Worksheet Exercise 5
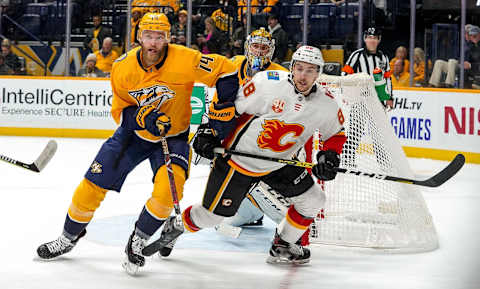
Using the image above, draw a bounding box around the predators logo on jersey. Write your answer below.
[257,119,304,152]
[128,84,176,108]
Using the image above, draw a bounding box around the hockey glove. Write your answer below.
[208,101,237,140]
[193,123,221,160]
[312,150,340,181]
[135,105,171,137]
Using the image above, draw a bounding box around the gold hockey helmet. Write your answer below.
[137,12,171,40]
[244,27,275,72]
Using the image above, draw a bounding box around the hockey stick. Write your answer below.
[213,148,466,188]
[0,140,57,172]
[142,137,185,256]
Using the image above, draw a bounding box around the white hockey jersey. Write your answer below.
[223,70,344,176]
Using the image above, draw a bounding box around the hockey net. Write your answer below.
[309,73,438,252]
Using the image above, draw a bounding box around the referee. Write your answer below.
[341,27,393,170]
[342,27,394,110]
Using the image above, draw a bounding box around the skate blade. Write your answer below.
[122,258,140,276]
[266,256,310,265]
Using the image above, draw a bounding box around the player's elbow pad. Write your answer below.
[216,73,239,103]
[208,102,237,140]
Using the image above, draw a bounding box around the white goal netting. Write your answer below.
[310,73,438,252]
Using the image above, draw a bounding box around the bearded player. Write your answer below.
[36,13,238,275]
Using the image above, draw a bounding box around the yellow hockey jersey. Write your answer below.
[230,55,288,86]
[111,44,237,142]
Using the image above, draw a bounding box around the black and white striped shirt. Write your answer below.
[341,48,393,99]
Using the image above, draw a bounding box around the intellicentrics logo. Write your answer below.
[1,87,113,118]
[1,88,112,106]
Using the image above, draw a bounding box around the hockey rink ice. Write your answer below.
[0,136,479,289]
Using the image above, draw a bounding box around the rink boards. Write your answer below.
[0,76,478,163]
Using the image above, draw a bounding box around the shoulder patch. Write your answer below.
[267,71,280,80]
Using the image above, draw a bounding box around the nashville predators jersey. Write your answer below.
[230,55,288,86]
[212,56,287,104]
[111,44,237,142]
[224,70,344,176]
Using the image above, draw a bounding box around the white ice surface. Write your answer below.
[0,136,479,289]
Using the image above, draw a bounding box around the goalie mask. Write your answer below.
[137,12,171,42]
[244,28,275,74]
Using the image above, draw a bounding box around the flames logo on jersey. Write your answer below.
[257,119,304,152]
[128,85,176,109]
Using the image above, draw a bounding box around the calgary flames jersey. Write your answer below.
[111,44,237,142]
[225,70,344,175]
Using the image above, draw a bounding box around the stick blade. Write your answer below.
[417,154,465,187]
[32,140,58,172]
[142,227,183,256]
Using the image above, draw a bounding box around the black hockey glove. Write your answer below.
[135,105,171,137]
[312,150,340,181]
[193,123,221,160]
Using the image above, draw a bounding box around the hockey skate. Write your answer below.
[157,215,183,257]
[141,215,184,257]
[37,229,86,259]
[158,238,177,257]
[266,232,310,265]
[122,231,147,276]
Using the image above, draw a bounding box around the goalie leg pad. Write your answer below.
[223,197,264,227]
[247,182,289,224]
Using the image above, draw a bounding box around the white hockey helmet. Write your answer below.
[290,45,324,74]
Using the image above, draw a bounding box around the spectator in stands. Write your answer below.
[466,27,480,89]
[77,53,106,78]
[391,59,410,88]
[231,14,247,56]
[130,4,145,49]
[294,18,319,50]
[1,38,21,74]
[412,47,426,86]
[389,46,410,73]
[267,14,288,63]
[465,24,474,43]
[0,54,13,75]
[428,26,480,88]
[197,17,223,54]
[83,14,112,53]
[211,7,234,35]
[94,37,119,76]
[321,0,359,5]
[238,0,279,17]
[148,0,179,14]
[171,9,188,46]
